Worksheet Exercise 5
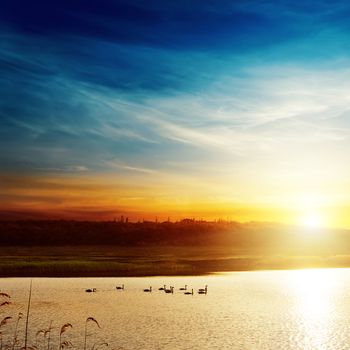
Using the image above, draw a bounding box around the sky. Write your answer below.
[1,0,350,227]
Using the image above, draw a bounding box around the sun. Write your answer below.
[300,212,324,230]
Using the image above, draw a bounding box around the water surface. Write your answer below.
[1,269,350,349]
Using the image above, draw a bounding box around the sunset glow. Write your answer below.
[301,213,325,231]
[1,1,350,229]
[4,3,350,350]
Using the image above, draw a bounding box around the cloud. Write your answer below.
[2,1,350,223]
[105,160,158,174]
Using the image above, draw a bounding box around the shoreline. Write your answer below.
[1,265,349,278]
[1,245,350,278]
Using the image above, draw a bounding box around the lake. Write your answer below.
[1,268,350,349]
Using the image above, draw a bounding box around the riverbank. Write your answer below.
[1,245,350,277]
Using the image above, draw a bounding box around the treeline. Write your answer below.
[0,219,243,246]
[1,219,350,256]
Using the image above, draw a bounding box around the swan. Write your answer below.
[158,285,166,291]
[198,285,207,294]
[184,289,193,295]
[198,285,207,292]
[143,286,152,292]
[179,285,187,291]
[85,288,96,293]
[116,284,124,290]
[164,286,174,294]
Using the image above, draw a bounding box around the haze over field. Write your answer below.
[1,1,350,228]
[2,219,350,276]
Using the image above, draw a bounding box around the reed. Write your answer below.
[59,323,72,350]
[0,286,115,350]
[0,292,11,350]
[12,313,23,350]
[84,317,100,350]
[0,316,12,350]
[60,340,73,349]
[35,329,45,349]
[91,341,108,350]
[0,302,11,308]
[45,321,52,350]
[24,279,33,350]
[0,317,12,327]
[0,294,11,299]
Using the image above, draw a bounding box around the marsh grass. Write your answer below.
[84,318,100,350]
[3,245,350,277]
[1,292,12,350]
[12,313,23,350]
[24,279,32,349]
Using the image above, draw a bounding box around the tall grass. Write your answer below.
[12,312,23,350]
[59,323,72,350]
[0,282,121,350]
[24,279,32,350]
[84,318,100,350]
[0,291,12,350]
[46,321,53,350]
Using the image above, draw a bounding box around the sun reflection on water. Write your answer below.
[288,269,343,349]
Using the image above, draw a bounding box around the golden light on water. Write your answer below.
[291,269,337,315]
[289,269,343,349]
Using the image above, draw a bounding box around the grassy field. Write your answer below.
[1,245,350,277]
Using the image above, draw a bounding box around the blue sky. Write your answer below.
[1,0,350,223]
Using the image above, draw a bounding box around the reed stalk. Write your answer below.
[91,342,108,350]
[84,318,100,350]
[24,279,33,350]
[83,320,87,350]
[46,321,52,350]
[59,324,72,350]
[12,313,23,350]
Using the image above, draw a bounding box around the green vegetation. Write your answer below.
[1,220,350,276]
[1,245,350,277]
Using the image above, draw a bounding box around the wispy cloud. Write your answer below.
[105,160,158,174]
[2,1,350,224]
